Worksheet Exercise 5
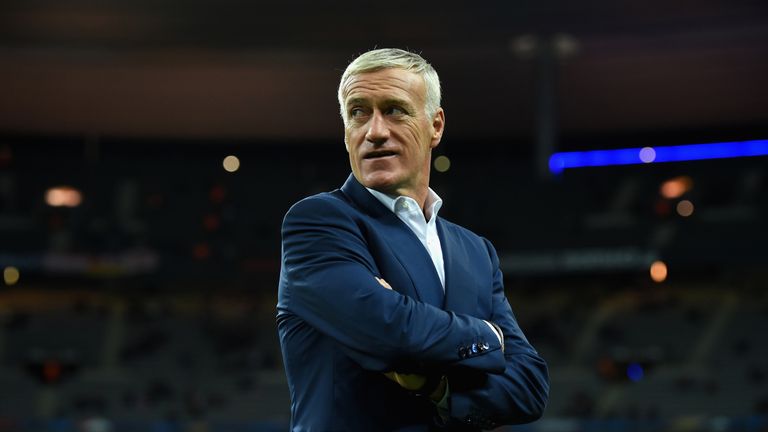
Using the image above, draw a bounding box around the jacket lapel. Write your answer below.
[340,174,445,307]
[437,219,478,315]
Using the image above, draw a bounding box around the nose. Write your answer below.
[365,110,389,145]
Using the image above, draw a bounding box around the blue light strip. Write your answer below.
[548,139,768,174]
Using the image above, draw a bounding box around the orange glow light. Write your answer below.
[650,260,668,283]
[45,186,82,207]
[660,176,693,199]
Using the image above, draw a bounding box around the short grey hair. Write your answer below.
[337,48,442,125]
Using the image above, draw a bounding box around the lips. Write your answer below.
[363,150,398,159]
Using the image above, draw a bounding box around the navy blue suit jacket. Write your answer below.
[277,174,548,431]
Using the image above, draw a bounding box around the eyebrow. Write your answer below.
[382,98,414,110]
[345,97,369,108]
[345,97,415,111]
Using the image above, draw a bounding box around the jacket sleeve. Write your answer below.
[445,239,550,428]
[279,196,505,373]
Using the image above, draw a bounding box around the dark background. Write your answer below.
[1,1,767,431]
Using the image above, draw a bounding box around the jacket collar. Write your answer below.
[340,173,392,219]
[340,173,446,307]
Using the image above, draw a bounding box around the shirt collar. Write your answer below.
[366,187,443,221]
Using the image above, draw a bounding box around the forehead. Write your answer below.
[342,68,426,105]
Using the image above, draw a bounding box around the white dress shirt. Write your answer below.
[367,187,446,289]
[366,187,503,346]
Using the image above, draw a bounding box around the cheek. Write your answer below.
[406,121,431,144]
[344,130,358,153]
[404,127,432,159]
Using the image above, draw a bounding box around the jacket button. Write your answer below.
[471,343,478,354]
[458,346,467,358]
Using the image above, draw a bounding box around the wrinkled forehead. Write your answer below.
[341,68,426,104]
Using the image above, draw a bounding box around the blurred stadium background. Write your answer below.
[1,1,768,431]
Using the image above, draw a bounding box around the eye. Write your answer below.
[349,107,367,118]
[386,106,407,116]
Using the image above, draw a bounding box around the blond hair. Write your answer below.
[337,48,441,125]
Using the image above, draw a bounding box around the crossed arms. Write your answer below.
[279,195,549,426]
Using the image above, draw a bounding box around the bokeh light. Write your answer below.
[3,266,20,286]
[223,155,240,172]
[661,176,693,199]
[639,147,656,163]
[650,260,668,283]
[434,155,451,172]
[677,200,695,217]
[45,186,82,207]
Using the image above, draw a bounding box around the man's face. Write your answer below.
[341,68,444,199]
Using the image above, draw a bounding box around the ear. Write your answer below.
[429,108,445,149]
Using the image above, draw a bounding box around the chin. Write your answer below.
[360,171,399,193]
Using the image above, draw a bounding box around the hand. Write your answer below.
[376,276,447,402]
[384,371,447,403]
[376,277,392,290]
[384,371,426,390]
[377,279,423,389]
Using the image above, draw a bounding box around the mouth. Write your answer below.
[363,150,398,160]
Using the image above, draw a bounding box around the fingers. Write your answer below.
[383,371,427,390]
[376,276,393,290]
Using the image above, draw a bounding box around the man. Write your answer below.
[277,48,548,431]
